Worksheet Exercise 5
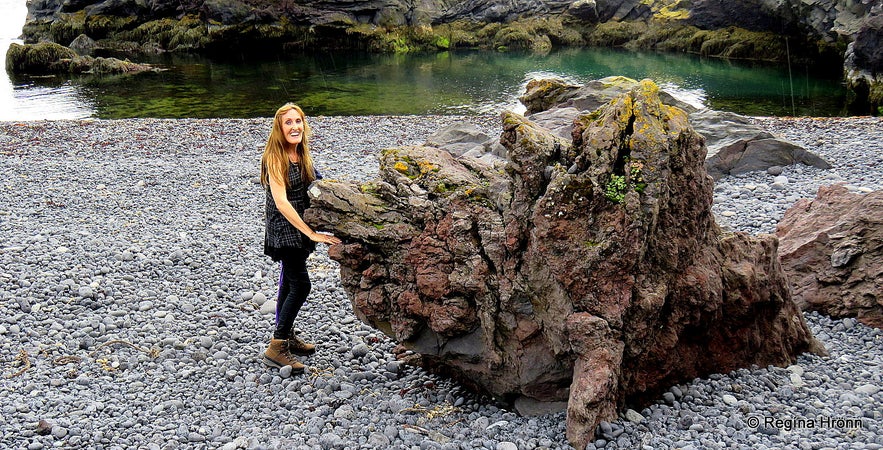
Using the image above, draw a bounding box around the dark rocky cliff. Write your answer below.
[14,0,883,112]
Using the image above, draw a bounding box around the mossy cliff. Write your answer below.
[14,0,883,113]
[20,2,838,62]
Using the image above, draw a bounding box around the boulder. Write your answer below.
[424,123,491,157]
[202,0,254,25]
[6,42,158,75]
[423,123,507,163]
[692,109,832,179]
[849,14,883,70]
[86,0,147,17]
[565,0,600,22]
[519,77,582,114]
[519,76,830,179]
[527,106,582,140]
[5,42,77,74]
[520,75,696,116]
[69,34,96,56]
[777,184,883,328]
[306,79,824,449]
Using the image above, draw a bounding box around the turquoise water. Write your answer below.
[0,0,847,120]
[0,49,846,120]
[3,48,848,120]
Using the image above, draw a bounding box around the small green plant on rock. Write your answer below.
[604,174,627,203]
[360,182,382,198]
[629,160,647,193]
[604,159,648,203]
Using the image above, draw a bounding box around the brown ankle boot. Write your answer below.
[262,339,305,372]
[287,333,316,356]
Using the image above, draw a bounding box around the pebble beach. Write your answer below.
[0,114,881,450]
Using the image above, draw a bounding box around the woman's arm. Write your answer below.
[268,175,341,245]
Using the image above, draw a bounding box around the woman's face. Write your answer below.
[281,109,305,147]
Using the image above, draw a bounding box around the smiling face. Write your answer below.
[281,108,305,147]
[262,103,315,187]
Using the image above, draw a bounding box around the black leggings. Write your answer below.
[273,249,312,339]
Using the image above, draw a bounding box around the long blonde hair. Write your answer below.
[260,103,317,188]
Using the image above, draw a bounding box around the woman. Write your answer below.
[260,103,341,373]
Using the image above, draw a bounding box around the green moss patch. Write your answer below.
[5,42,77,74]
[117,15,209,51]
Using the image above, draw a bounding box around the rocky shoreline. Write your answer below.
[1,115,881,449]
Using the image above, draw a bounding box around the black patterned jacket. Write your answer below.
[263,162,319,258]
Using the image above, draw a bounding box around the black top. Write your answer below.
[263,162,316,260]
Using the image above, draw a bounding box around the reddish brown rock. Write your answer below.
[306,79,825,449]
[777,184,883,328]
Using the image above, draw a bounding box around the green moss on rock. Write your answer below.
[85,15,138,40]
[117,15,208,52]
[5,42,77,74]
[586,22,649,47]
[6,42,156,75]
[588,21,794,62]
[49,12,87,45]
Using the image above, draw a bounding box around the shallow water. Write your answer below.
[0,0,849,120]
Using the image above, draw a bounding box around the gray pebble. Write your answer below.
[0,117,880,450]
[352,343,370,357]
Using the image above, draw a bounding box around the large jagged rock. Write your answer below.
[777,184,883,328]
[520,76,830,179]
[305,79,825,448]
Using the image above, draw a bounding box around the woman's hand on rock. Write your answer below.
[310,231,342,245]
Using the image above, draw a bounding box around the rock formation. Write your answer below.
[5,42,158,76]
[304,79,825,448]
[777,184,883,328]
[520,76,831,179]
[844,13,883,114]
[13,0,883,111]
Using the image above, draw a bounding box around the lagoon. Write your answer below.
[2,48,850,120]
[0,0,847,120]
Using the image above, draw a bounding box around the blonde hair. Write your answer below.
[260,103,317,188]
